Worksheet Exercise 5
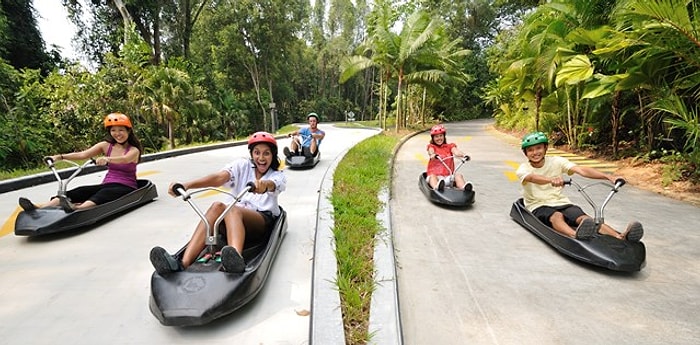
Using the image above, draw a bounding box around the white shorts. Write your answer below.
[426,175,454,187]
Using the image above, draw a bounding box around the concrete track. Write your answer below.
[391,119,700,345]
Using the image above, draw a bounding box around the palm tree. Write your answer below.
[341,6,470,130]
[135,66,194,149]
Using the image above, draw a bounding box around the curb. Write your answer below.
[309,144,350,344]
[368,187,403,345]
[310,128,407,345]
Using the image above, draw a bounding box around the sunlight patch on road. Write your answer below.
[196,189,230,199]
[137,170,159,177]
[456,136,472,143]
[0,208,21,237]
[414,153,428,165]
[504,171,519,182]
[505,160,520,170]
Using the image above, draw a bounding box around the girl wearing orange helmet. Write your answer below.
[426,124,473,192]
[150,131,287,274]
[19,113,143,213]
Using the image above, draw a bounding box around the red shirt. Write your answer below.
[426,143,456,176]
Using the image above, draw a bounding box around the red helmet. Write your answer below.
[430,124,446,136]
[248,131,277,150]
[104,113,132,128]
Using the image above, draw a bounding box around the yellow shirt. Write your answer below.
[516,156,576,212]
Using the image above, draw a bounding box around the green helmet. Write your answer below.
[521,132,548,149]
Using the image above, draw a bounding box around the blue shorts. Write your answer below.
[532,204,587,227]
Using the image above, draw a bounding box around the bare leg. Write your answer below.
[598,223,623,239]
[428,175,439,189]
[35,198,61,208]
[222,206,267,254]
[549,212,577,238]
[309,139,318,155]
[181,202,226,267]
[454,173,466,189]
[73,200,96,211]
[291,140,300,153]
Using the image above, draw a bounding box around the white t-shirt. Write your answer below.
[221,158,287,217]
[516,156,576,212]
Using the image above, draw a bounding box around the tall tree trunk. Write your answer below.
[535,87,542,131]
[268,78,275,132]
[152,4,161,65]
[421,87,427,124]
[611,91,620,158]
[395,68,404,131]
[112,0,133,44]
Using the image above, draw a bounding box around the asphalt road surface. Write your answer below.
[0,123,379,345]
[391,119,700,345]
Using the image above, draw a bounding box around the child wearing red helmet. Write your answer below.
[150,131,287,274]
[19,112,143,213]
[426,124,473,192]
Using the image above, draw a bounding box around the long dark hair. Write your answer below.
[105,127,144,162]
[430,134,449,146]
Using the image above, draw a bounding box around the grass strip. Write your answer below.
[331,132,399,344]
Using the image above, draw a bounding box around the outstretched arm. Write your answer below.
[51,141,107,162]
[168,170,230,197]
[312,130,325,141]
[427,147,437,159]
[522,173,568,187]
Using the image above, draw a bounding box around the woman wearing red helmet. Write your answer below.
[150,131,287,274]
[18,112,143,213]
[426,124,473,192]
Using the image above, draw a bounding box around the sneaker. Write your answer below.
[623,221,644,242]
[283,147,292,158]
[437,180,445,192]
[19,197,38,212]
[150,246,183,275]
[464,181,473,192]
[221,246,246,273]
[303,148,313,158]
[575,218,597,240]
[58,196,74,213]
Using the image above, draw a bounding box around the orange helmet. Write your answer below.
[104,113,132,128]
[430,124,446,136]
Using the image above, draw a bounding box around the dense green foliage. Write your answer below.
[3,0,699,340]
[1,0,519,173]
[486,0,700,182]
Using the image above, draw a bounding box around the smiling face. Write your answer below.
[109,126,130,144]
[251,143,274,175]
[308,116,318,130]
[432,133,445,145]
[524,143,547,167]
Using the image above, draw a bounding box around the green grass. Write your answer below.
[330,132,399,344]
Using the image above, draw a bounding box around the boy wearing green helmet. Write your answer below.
[516,132,644,241]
